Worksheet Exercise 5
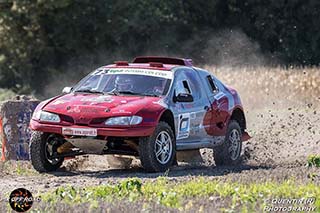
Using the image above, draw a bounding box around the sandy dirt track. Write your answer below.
[0,67,319,212]
[0,105,319,190]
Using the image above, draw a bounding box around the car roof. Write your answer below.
[102,56,194,71]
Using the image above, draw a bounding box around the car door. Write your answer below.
[170,68,212,146]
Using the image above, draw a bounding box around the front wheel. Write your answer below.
[139,122,176,172]
[213,120,242,166]
[29,131,65,172]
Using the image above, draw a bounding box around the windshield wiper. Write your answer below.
[117,90,160,97]
[117,90,140,95]
[74,89,104,94]
[141,93,160,97]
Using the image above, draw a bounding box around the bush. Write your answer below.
[0,88,16,101]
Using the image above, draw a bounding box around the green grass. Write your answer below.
[39,177,320,212]
[307,155,320,168]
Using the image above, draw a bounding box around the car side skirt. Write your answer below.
[176,137,225,150]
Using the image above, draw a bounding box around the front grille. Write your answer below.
[76,123,89,126]
[90,118,107,125]
[60,114,74,124]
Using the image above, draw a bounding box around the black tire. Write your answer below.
[139,121,176,172]
[213,120,242,166]
[29,131,64,172]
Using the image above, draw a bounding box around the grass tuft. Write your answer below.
[307,155,320,167]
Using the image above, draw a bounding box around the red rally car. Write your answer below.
[29,56,250,172]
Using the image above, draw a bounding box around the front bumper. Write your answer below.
[30,119,156,137]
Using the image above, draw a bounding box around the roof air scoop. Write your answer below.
[115,61,129,66]
[133,56,193,66]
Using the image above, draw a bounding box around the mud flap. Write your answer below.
[241,131,251,141]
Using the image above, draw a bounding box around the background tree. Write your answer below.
[0,0,319,95]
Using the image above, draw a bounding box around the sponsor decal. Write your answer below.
[51,100,65,105]
[91,68,105,75]
[62,127,97,136]
[111,109,132,114]
[177,113,190,139]
[67,106,102,114]
[80,95,113,103]
[213,80,235,110]
[107,68,173,79]
[67,105,81,113]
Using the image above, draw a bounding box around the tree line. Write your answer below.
[0,0,319,94]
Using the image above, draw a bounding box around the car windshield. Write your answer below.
[73,68,173,97]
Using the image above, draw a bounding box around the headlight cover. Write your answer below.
[32,110,61,123]
[105,116,143,126]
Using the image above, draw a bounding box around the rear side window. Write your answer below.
[206,75,218,93]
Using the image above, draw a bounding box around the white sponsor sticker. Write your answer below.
[177,113,190,139]
[106,68,173,79]
[62,127,97,137]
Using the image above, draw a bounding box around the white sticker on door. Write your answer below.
[177,113,190,139]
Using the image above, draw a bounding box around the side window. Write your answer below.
[183,69,202,101]
[175,80,191,94]
[206,75,218,93]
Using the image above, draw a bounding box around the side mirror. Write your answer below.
[175,93,193,102]
[62,87,73,94]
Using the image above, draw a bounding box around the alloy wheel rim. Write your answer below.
[228,129,241,160]
[154,131,172,164]
[45,136,61,165]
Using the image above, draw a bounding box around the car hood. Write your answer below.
[42,93,164,123]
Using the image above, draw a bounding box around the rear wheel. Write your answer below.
[139,122,176,172]
[213,120,242,166]
[29,131,65,172]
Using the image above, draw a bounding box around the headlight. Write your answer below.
[32,110,61,123]
[105,116,143,126]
